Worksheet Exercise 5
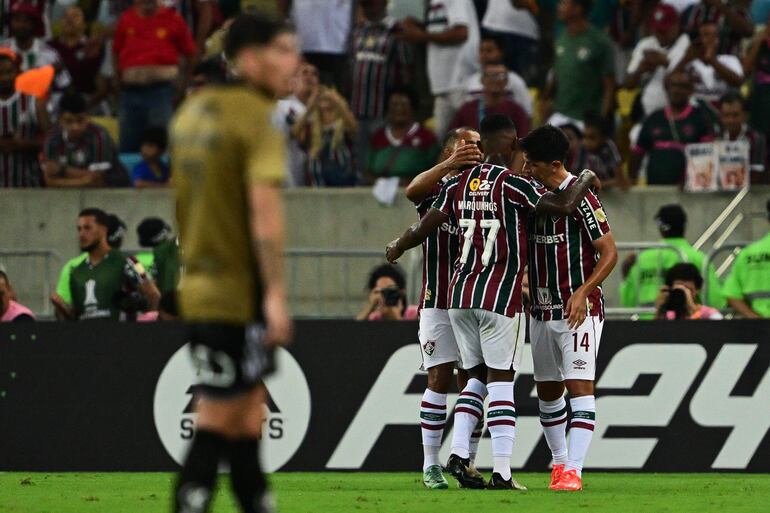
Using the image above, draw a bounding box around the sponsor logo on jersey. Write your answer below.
[468,178,492,194]
[439,222,459,235]
[457,200,498,212]
[595,208,607,223]
[573,359,588,370]
[531,234,566,244]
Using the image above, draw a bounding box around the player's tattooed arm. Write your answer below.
[386,208,448,263]
[536,169,600,216]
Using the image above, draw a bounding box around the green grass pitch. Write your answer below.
[1,472,768,513]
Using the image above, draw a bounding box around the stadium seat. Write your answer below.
[91,116,119,144]
[617,89,639,119]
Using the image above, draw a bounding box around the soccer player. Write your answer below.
[520,125,617,491]
[404,126,483,489]
[171,13,298,513]
[387,114,598,489]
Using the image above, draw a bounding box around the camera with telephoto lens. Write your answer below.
[662,287,688,319]
[380,287,402,307]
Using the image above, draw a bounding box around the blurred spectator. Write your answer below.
[0,270,35,322]
[655,263,723,320]
[0,48,49,187]
[581,113,625,188]
[366,86,439,183]
[290,0,353,91]
[42,93,126,187]
[273,62,320,187]
[620,204,725,310]
[350,0,411,176]
[464,34,532,118]
[139,219,179,295]
[159,0,214,59]
[1,0,50,39]
[480,0,539,84]
[630,70,715,185]
[50,208,160,320]
[449,62,530,135]
[723,199,770,318]
[624,3,690,117]
[718,91,767,185]
[113,0,196,152]
[54,210,128,309]
[680,0,753,57]
[356,263,418,321]
[744,19,770,150]
[131,126,170,188]
[676,21,743,105]
[47,6,112,115]
[397,0,479,138]
[136,217,171,270]
[559,121,605,178]
[543,0,615,127]
[292,86,357,186]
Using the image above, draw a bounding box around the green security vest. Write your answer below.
[153,239,180,295]
[723,232,770,317]
[55,253,88,305]
[70,250,130,320]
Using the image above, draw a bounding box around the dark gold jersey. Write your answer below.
[172,85,286,323]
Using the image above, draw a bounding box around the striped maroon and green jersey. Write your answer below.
[0,92,42,187]
[528,175,611,321]
[433,164,547,317]
[415,180,459,310]
[350,17,410,120]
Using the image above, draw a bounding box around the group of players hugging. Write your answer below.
[386,115,617,492]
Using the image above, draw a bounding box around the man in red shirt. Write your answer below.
[113,0,195,152]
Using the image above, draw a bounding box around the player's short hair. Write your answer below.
[106,214,127,248]
[481,34,505,53]
[58,93,87,115]
[386,85,419,112]
[442,126,476,150]
[479,114,516,139]
[665,263,703,290]
[78,208,109,227]
[224,13,292,60]
[367,264,406,291]
[140,125,168,152]
[137,217,172,247]
[655,204,686,237]
[518,124,570,163]
[719,91,747,111]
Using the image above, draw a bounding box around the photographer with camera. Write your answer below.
[357,263,418,321]
[655,263,723,320]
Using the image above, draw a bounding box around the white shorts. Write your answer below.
[419,308,461,370]
[448,308,525,371]
[529,316,604,382]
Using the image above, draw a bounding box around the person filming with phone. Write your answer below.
[357,263,418,321]
[655,263,723,320]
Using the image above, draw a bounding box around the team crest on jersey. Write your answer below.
[423,340,436,356]
[536,287,553,305]
[594,208,607,223]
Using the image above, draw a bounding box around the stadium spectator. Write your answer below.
[723,199,770,318]
[480,0,539,84]
[464,34,532,118]
[42,93,127,187]
[160,0,214,60]
[559,122,605,183]
[744,17,770,151]
[449,62,530,136]
[292,86,357,186]
[624,3,690,117]
[543,0,615,127]
[1,0,50,39]
[290,0,353,91]
[620,204,725,312]
[581,113,626,189]
[675,22,743,105]
[397,0,479,138]
[47,6,112,115]
[680,0,753,57]
[0,48,48,187]
[630,70,715,185]
[366,86,439,183]
[350,0,411,175]
[273,62,320,187]
[49,208,160,320]
[655,263,723,320]
[131,126,170,188]
[112,0,196,152]
[0,270,35,322]
[356,263,418,321]
[717,92,767,185]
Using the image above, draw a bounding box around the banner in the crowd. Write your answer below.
[0,321,768,472]
[685,141,749,192]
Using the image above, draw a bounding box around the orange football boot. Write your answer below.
[551,469,582,491]
[549,464,565,489]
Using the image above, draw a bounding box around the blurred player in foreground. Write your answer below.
[404,126,483,489]
[387,114,598,490]
[171,13,298,513]
[521,125,617,491]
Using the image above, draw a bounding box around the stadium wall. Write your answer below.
[2,187,770,316]
[1,321,768,472]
